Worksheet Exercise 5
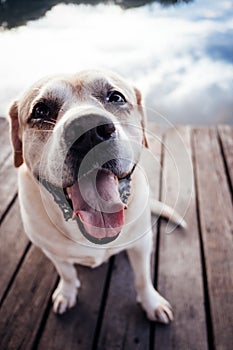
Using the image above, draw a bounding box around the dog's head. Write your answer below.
[9,70,148,244]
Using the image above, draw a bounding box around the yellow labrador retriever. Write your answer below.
[9,70,184,323]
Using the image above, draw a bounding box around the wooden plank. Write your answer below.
[0,153,18,221]
[146,124,165,198]
[0,117,18,221]
[0,117,12,166]
[218,125,233,191]
[154,126,208,350]
[0,246,57,350]
[97,252,150,350]
[96,127,163,349]
[193,127,233,350]
[37,263,109,350]
[0,198,29,303]
[143,126,165,273]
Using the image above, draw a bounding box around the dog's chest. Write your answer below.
[71,246,117,268]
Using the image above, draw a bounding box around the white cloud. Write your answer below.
[0,1,232,124]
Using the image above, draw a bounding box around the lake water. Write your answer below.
[0,0,232,125]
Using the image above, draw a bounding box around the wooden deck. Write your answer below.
[0,117,232,350]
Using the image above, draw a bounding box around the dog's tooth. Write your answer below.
[72,212,77,220]
[66,187,72,199]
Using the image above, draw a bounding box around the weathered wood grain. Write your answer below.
[154,126,208,350]
[142,125,165,273]
[0,154,17,221]
[0,117,11,166]
[0,118,18,221]
[0,124,232,350]
[0,198,29,304]
[146,124,165,198]
[193,127,233,350]
[218,125,233,191]
[97,252,150,350]
[0,246,57,350]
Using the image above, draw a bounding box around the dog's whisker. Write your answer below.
[32,129,53,133]
[43,120,56,126]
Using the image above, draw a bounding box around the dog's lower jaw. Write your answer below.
[76,218,121,245]
[39,167,133,245]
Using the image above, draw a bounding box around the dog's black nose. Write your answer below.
[96,123,116,141]
[64,115,116,151]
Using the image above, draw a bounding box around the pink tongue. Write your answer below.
[70,170,125,240]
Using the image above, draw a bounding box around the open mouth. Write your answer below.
[65,168,128,244]
[40,168,132,245]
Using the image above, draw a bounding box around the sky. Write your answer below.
[0,0,232,125]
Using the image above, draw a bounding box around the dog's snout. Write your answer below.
[64,114,116,151]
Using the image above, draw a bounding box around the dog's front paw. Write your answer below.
[52,279,80,314]
[137,288,174,324]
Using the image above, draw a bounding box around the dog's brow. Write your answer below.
[91,79,113,92]
[41,81,74,103]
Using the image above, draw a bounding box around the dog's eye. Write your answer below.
[106,91,126,104]
[32,102,51,119]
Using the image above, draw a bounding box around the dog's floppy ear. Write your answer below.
[9,100,24,167]
[134,87,149,148]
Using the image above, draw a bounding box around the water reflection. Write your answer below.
[0,0,232,124]
[0,0,192,29]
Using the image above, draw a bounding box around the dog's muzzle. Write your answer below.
[39,112,135,245]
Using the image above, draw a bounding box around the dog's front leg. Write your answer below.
[127,234,174,323]
[44,252,81,314]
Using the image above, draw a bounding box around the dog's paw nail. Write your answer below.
[75,279,81,289]
[52,290,77,314]
[155,302,174,324]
